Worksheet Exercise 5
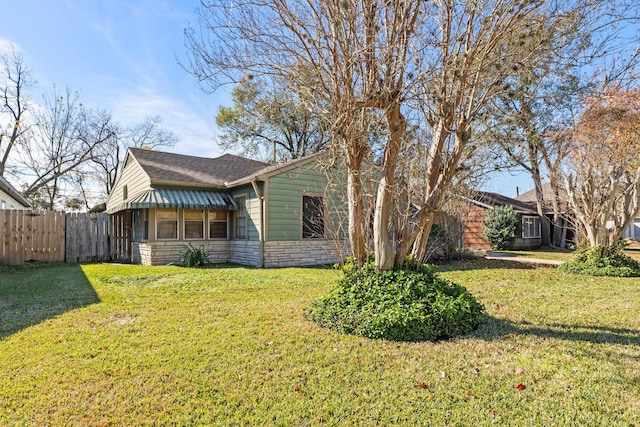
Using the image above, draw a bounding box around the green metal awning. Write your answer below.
[106,188,237,214]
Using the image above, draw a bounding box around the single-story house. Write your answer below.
[462,191,542,250]
[515,184,575,247]
[0,175,30,210]
[105,148,346,267]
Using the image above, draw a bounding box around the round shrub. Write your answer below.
[482,205,518,250]
[559,244,640,277]
[305,257,486,342]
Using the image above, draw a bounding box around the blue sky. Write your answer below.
[1,0,534,197]
[1,0,226,158]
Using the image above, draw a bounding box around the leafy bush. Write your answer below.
[559,243,640,277]
[182,244,210,267]
[482,205,518,250]
[305,256,486,342]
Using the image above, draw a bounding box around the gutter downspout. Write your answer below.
[251,179,265,268]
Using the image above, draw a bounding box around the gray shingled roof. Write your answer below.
[129,148,269,187]
[515,183,569,212]
[472,191,538,215]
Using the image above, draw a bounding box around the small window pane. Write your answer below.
[210,221,228,239]
[522,216,540,239]
[235,197,247,239]
[184,209,204,239]
[157,208,177,220]
[157,220,177,239]
[303,195,325,238]
[157,208,178,239]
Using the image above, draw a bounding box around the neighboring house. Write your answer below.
[462,191,542,250]
[105,148,346,267]
[623,217,640,240]
[515,184,574,247]
[0,175,30,210]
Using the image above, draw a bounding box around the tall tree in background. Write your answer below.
[1,45,179,210]
[186,0,621,270]
[88,115,178,199]
[216,77,328,162]
[565,86,640,246]
[16,87,117,209]
[478,4,638,248]
[0,47,34,177]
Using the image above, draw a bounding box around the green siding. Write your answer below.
[266,163,341,241]
[231,184,260,241]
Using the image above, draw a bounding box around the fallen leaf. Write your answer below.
[54,339,62,344]
[531,375,538,383]
[294,386,302,392]
[516,383,526,391]
[416,382,428,389]
[466,389,473,396]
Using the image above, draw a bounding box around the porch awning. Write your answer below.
[106,188,238,214]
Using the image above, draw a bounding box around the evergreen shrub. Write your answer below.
[559,243,640,277]
[306,255,486,342]
[482,205,518,250]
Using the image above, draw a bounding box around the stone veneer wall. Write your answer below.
[264,240,347,268]
[229,240,261,267]
[132,239,348,267]
[135,240,231,265]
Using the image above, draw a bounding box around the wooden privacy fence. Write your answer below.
[65,212,112,263]
[1,209,121,265]
[0,210,66,264]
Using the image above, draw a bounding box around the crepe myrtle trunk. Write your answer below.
[373,105,406,270]
[347,169,368,264]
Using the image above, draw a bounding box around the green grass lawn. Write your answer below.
[1,261,639,426]
[494,248,640,262]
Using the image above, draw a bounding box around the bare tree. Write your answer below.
[565,86,640,246]
[87,115,178,198]
[15,87,116,209]
[0,46,34,177]
[185,0,618,270]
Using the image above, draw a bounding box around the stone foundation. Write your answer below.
[131,239,348,267]
[229,240,261,267]
[264,240,346,267]
[134,240,231,266]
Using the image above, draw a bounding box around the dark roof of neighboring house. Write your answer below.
[515,183,568,212]
[0,175,30,208]
[470,191,538,215]
[129,147,270,188]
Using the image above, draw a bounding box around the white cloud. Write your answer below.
[110,89,222,158]
[0,39,21,54]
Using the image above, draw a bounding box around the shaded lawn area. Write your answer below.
[1,261,639,426]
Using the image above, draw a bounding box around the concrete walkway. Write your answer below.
[485,251,563,267]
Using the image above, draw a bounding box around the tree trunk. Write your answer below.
[530,155,551,246]
[347,169,367,264]
[373,105,406,271]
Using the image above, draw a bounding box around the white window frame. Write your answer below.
[234,195,248,240]
[208,209,229,240]
[301,193,326,239]
[184,209,205,240]
[156,208,179,240]
[522,215,541,239]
